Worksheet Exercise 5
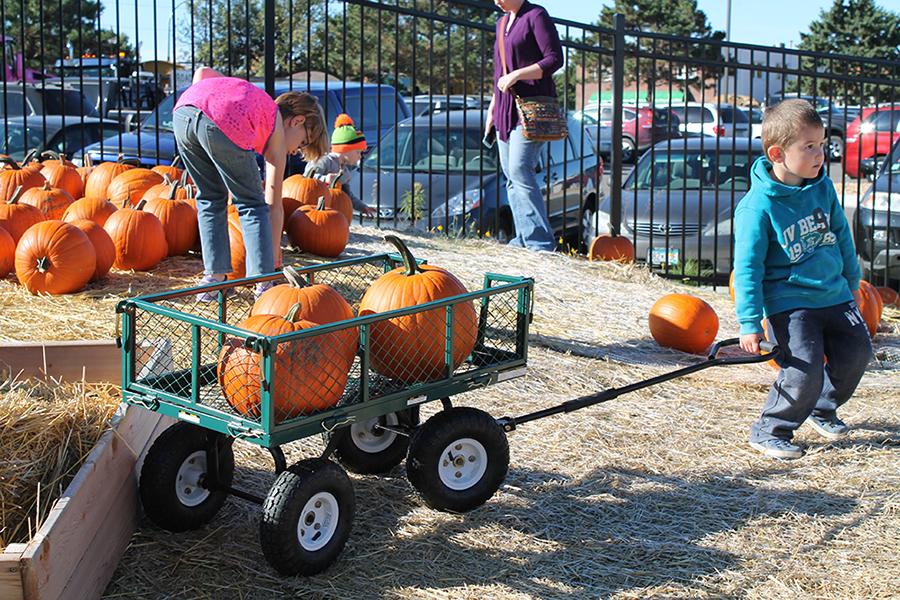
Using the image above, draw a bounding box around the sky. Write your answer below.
[104,0,835,63]
[548,0,833,49]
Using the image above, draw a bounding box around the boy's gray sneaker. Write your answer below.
[749,438,804,459]
[805,416,849,441]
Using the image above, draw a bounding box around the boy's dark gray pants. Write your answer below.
[750,300,874,443]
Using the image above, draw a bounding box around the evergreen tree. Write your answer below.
[2,0,129,70]
[795,0,900,104]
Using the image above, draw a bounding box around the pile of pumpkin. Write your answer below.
[217,236,478,423]
[0,152,356,296]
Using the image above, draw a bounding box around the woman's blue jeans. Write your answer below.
[750,301,873,443]
[173,105,274,278]
[497,125,556,251]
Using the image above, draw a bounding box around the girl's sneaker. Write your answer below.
[749,438,803,459]
[195,274,233,302]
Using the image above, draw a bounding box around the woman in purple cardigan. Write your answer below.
[486,0,563,252]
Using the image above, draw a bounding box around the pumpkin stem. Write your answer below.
[285,302,304,322]
[383,234,421,276]
[36,256,51,274]
[283,265,309,288]
[316,196,326,211]
[329,170,343,190]
[7,185,24,204]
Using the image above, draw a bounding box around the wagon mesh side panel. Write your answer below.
[124,262,529,433]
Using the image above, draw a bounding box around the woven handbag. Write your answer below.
[499,15,568,142]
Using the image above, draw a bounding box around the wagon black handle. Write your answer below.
[708,337,780,364]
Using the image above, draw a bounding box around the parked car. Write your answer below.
[408,94,491,117]
[845,134,900,282]
[664,102,750,139]
[77,81,411,173]
[843,104,900,179]
[591,137,764,277]
[0,82,99,118]
[357,109,604,251]
[740,106,763,139]
[573,103,680,163]
[767,93,858,161]
[1,116,123,162]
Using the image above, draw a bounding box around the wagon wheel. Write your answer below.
[406,407,508,513]
[139,421,235,532]
[259,458,356,576]
[322,407,420,474]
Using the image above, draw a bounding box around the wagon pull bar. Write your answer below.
[496,338,779,432]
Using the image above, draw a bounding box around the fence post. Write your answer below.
[610,13,625,236]
[264,0,275,96]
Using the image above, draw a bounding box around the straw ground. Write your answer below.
[3,224,898,599]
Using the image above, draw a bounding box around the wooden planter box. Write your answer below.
[0,341,175,600]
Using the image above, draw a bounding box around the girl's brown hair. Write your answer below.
[275,91,329,162]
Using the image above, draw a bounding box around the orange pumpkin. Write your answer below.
[107,168,165,207]
[151,156,185,183]
[83,158,135,199]
[286,196,350,258]
[358,235,478,383]
[0,186,46,243]
[20,181,76,220]
[875,286,899,307]
[648,293,719,354]
[0,156,46,202]
[282,174,329,231]
[728,270,736,303]
[217,302,355,422]
[588,233,635,263]
[70,219,116,282]
[143,188,199,256]
[327,180,354,223]
[0,225,15,278]
[854,282,880,338]
[103,199,169,271]
[15,220,97,295]
[39,153,84,200]
[226,215,247,279]
[62,196,118,226]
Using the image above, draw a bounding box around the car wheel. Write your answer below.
[828,134,843,161]
[621,138,636,164]
[579,203,597,254]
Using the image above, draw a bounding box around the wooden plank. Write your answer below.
[19,406,173,600]
[0,546,26,600]
[0,340,120,384]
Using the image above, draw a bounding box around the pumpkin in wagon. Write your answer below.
[648,293,719,354]
[217,302,355,422]
[15,220,97,295]
[357,235,478,383]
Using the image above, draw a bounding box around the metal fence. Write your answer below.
[3,0,899,286]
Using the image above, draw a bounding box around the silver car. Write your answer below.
[593,137,764,278]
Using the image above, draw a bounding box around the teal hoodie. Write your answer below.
[732,156,859,335]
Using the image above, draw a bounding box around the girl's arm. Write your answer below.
[263,118,287,267]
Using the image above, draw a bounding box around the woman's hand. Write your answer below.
[497,72,519,94]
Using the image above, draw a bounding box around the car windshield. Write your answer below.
[142,92,176,131]
[625,149,762,190]
[362,124,499,174]
[719,107,749,124]
[342,93,407,132]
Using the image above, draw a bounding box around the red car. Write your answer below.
[844,105,900,178]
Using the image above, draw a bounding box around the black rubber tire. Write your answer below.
[406,407,509,513]
[259,458,356,576]
[621,137,637,163]
[322,408,419,475]
[139,421,235,532]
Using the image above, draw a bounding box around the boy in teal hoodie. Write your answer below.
[733,98,873,460]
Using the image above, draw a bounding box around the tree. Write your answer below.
[795,0,900,104]
[568,0,725,97]
[2,0,132,70]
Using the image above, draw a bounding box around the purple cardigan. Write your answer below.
[492,1,563,142]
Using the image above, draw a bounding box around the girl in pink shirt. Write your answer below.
[174,68,329,295]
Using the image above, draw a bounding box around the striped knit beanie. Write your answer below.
[331,114,367,152]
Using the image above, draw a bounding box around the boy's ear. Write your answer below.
[766,144,784,164]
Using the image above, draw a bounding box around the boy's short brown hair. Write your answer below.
[761,98,824,155]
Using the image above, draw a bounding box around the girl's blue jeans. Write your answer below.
[173,105,275,278]
[497,125,556,251]
[750,300,873,443]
